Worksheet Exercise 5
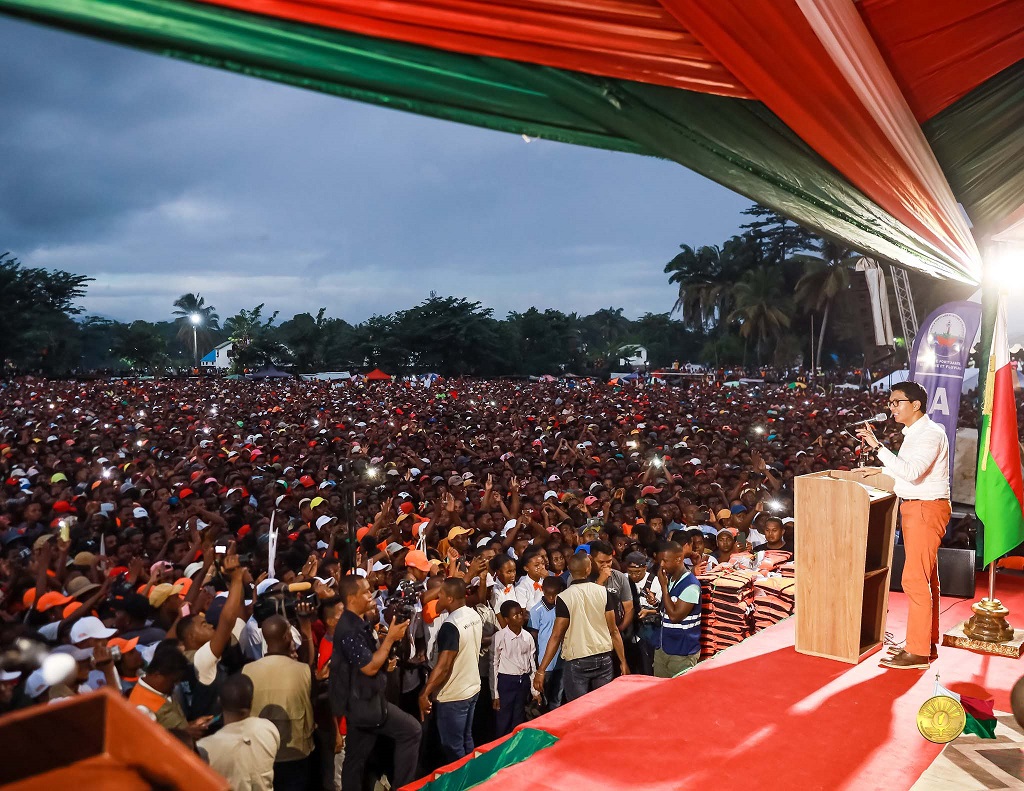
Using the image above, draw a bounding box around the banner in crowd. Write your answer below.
[908,300,983,479]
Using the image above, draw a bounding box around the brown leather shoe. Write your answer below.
[880,650,930,670]
[886,644,938,661]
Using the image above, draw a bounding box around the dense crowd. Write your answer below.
[0,375,952,789]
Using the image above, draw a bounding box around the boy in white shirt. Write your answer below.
[490,601,536,736]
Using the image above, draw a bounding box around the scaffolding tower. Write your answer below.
[888,263,919,354]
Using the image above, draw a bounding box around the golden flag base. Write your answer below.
[963,597,1015,642]
[942,617,1024,657]
[942,563,1023,657]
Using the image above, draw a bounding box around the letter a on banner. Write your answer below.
[908,301,982,479]
[931,387,950,416]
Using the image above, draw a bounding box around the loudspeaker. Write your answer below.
[889,545,976,598]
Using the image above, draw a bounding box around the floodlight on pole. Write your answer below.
[190,313,202,368]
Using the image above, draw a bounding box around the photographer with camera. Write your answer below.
[331,574,421,791]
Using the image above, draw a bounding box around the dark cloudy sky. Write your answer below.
[0,16,750,325]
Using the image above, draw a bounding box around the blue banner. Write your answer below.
[908,300,983,478]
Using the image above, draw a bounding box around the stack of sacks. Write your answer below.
[757,550,793,575]
[752,577,796,631]
[697,568,757,658]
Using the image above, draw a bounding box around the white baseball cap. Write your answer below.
[24,669,51,699]
[132,507,148,519]
[255,578,280,597]
[69,616,116,644]
[69,614,117,647]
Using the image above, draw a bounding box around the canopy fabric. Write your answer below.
[364,368,392,380]
[924,60,1024,239]
[197,0,752,98]
[658,0,980,280]
[857,0,1024,123]
[3,0,1022,283]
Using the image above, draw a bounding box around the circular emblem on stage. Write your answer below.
[926,312,967,359]
[917,695,966,743]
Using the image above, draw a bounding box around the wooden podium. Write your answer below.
[0,687,228,790]
[795,468,898,663]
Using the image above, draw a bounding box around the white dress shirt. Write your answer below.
[490,626,537,697]
[490,582,528,614]
[876,415,949,501]
[514,575,546,611]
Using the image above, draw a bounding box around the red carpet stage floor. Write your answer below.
[430,574,1024,791]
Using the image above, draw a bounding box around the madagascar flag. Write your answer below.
[935,683,998,739]
[977,294,1024,567]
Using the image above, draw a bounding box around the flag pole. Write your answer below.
[961,288,1015,646]
[945,281,1021,654]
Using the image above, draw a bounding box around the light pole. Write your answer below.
[190,313,202,369]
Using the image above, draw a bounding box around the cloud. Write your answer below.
[0,15,750,325]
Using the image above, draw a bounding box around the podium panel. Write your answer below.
[794,469,897,663]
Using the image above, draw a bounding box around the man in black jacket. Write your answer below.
[330,575,421,791]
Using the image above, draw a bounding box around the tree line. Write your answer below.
[1,206,967,378]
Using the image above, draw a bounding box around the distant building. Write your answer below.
[618,345,649,370]
[200,341,233,370]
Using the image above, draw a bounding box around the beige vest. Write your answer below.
[558,581,612,661]
[437,605,483,703]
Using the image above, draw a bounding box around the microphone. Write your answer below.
[847,413,887,429]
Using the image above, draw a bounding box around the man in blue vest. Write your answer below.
[654,541,701,677]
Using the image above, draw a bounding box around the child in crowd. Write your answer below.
[491,601,537,736]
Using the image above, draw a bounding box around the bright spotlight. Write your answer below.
[190,313,203,325]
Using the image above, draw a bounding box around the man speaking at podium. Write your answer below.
[857,381,950,670]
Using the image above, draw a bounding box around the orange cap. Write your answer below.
[107,636,139,653]
[37,591,73,612]
[62,601,83,619]
[404,549,436,572]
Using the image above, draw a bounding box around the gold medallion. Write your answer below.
[917,695,966,743]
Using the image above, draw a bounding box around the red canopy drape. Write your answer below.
[197,0,750,97]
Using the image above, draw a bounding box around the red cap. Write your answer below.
[299,475,316,488]
[179,488,194,499]
[52,501,75,514]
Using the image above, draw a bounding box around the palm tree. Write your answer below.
[665,235,766,332]
[793,241,859,370]
[665,244,727,330]
[728,267,791,363]
[171,293,220,362]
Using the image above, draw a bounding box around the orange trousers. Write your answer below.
[900,499,951,657]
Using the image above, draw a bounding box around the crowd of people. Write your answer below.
[0,375,956,789]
